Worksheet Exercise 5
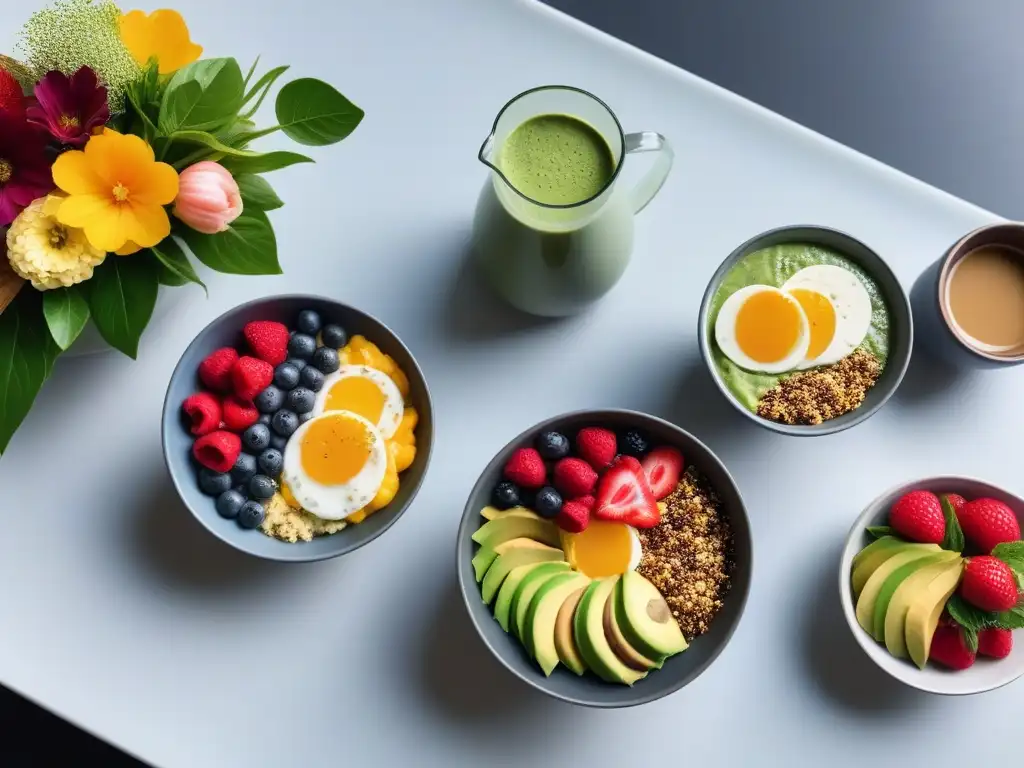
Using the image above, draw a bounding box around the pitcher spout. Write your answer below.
[478,133,498,171]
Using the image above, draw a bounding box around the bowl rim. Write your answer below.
[456,407,753,707]
[697,223,913,437]
[161,293,434,562]
[838,474,1024,695]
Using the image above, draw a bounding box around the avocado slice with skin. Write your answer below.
[884,557,963,658]
[855,548,942,636]
[851,539,939,598]
[495,561,566,632]
[479,506,541,522]
[906,559,965,669]
[511,563,571,641]
[870,551,958,640]
[481,544,564,604]
[574,578,647,685]
[472,537,555,583]
[605,580,662,670]
[554,587,588,675]
[526,572,591,674]
[472,516,561,550]
[615,571,687,660]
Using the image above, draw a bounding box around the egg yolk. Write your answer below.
[788,288,836,361]
[300,413,375,485]
[324,375,386,426]
[735,290,803,363]
[565,521,634,578]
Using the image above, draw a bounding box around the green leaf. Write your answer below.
[214,118,257,149]
[0,291,61,455]
[149,240,206,292]
[159,58,245,134]
[866,525,896,539]
[992,541,1024,562]
[42,286,90,350]
[994,606,1024,630]
[961,625,979,654]
[235,174,283,211]
[940,495,965,552]
[86,258,159,359]
[165,130,266,169]
[156,262,189,286]
[220,151,313,175]
[241,65,289,119]
[946,594,998,633]
[273,78,364,146]
[180,209,280,275]
[243,55,261,90]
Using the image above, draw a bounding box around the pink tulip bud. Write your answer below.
[173,161,243,234]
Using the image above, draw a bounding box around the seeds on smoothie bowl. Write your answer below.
[709,244,891,425]
[181,310,419,542]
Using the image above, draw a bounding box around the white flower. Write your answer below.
[6,195,105,290]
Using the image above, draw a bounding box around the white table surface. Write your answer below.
[1,1,1017,765]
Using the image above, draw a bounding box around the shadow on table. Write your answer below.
[890,344,972,412]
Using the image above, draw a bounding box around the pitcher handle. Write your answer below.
[624,132,673,214]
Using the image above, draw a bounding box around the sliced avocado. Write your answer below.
[605,580,661,670]
[870,551,957,640]
[481,544,564,603]
[574,578,647,685]
[472,516,561,549]
[851,539,939,598]
[472,537,555,583]
[479,506,541,522]
[884,557,963,658]
[855,548,941,636]
[511,563,571,640]
[554,587,588,675]
[906,559,965,669]
[615,570,687,659]
[526,572,590,674]
[495,561,565,632]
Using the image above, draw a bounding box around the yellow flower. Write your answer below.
[6,194,106,290]
[119,9,202,75]
[52,129,179,254]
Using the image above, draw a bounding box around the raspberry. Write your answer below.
[502,448,546,490]
[198,347,239,392]
[192,430,241,473]
[231,356,274,402]
[222,396,259,431]
[243,320,289,366]
[181,392,221,436]
[556,500,590,533]
[552,457,598,498]
[571,495,595,511]
[575,427,617,470]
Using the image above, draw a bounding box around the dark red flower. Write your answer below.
[0,68,24,116]
[27,67,110,148]
[0,111,54,227]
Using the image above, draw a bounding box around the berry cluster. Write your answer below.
[182,309,348,530]
[492,426,685,533]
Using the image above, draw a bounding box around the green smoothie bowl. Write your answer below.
[698,225,912,436]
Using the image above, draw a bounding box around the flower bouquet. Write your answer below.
[0,0,363,454]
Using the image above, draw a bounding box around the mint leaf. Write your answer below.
[961,625,979,654]
[946,594,997,633]
[42,286,90,350]
[866,525,896,539]
[994,606,1024,630]
[940,495,965,552]
[86,257,159,359]
[992,541,1024,564]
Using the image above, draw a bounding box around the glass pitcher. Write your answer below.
[471,85,673,317]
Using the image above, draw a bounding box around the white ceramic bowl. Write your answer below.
[839,476,1024,695]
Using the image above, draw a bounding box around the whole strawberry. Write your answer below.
[960,556,1019,612]
[978,627,1014,659]
[944,493,967,514]
[957,498,1021,553]
[930,624,976,670]
[889,490,945,544]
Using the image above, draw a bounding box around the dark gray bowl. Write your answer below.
[457,409,752,707]
[698,225,913,436]
[162,295,433,562]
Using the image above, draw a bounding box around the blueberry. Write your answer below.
[535,431,570,461]
[258,448,284,477]
[237,501,266,529]
[296,309,322,336]
[270,433,288,452]
[288,333,316,360]
[492,481,521,510]
[273,362,301,390]
[299,411,314,424]
[248,474,276,500]
[272,409,299,437]
[321,323,347,348]
[255,385,284,414]
[621,430,650,458]
[287,387,315,414]
[311,346,340,374]
[230,452,258,484]
[534,486,562,518]
[198,468,232,496]
[287,357,307,371]
[242,423,271,452]
[215,489,246,519]
[299,366,324,392]
[258,413,272,426]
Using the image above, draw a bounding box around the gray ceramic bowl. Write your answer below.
[698,225,913,436]
[162,295,433,562]
[840,476,1024,694]
[457,409,752,707]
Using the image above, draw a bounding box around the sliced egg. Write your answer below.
[563,521,642,578]
[281,411,387,521]
[782,265,871,367]
[313,365,404,439]
[714,285,810,373]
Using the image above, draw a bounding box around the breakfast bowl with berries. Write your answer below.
[457,409,752,707]
[162,295,432,562]
[840,477,1024,694]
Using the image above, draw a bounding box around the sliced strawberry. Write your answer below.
[594,462,660,528]
[640,446,684,501]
